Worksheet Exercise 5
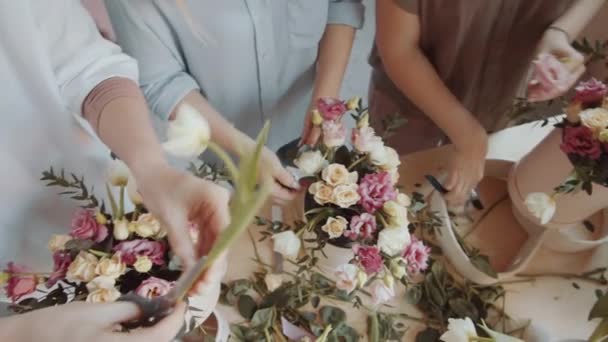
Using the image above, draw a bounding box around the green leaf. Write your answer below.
[250,307,275,329]
[237,295,257,320]
[590,292,608,320]
[320,306,346,326]
[231,279,252,296]
[367,313,380,342]
[64,239,95,252]
[470,254,498,278]
[415,328,441,342]
[406,285,422,305]
[448,298,479,321]
[424,274,446,307]
[312,296,321,308]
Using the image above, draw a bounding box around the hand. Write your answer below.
[300,104,322,146]
[261,147,300,204]
[444,128,488,206]
[133,161,229,294]
[537,28,585,73]
[3,301,186,342]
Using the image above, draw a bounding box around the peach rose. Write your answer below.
[321,164,357,186]
[308,181,334,205]
[95,253,126,279]
[332,184,361,208]
[321,216,348,239]
[66,251,98,283]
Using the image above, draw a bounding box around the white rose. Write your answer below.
[378,147,401,171]
[371,280,395,305]
[580,108,608,136]
[377,226,411,257]
[334,264,359,294]
[272,231,301,258]
[86,275,116,292]
[107,159,130,187]
[135,214,164,238]
[387,168,400,185]
[308,181,334,205]
[396,193,411,208]
[382,201,409,228]
[321,164,358,186]
[48,235,72,252]
[95,253,126,279]
[264,273,283,292]
[127,173,143,206]
[524,192,556,225]
[369,141,387,165]
[440,317,478,342]
[163,103,210,158]
[294,150,327,176]
[321,216,348,239]
[113,219,130,241]
[86,288,121,303]
[332,184,361,208]
[134,256,153,273]
[66,251,99,283]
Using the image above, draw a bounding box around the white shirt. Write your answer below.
[0,0,137,269]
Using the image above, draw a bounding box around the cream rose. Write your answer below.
[294,150,327,176]
[135,214,164,238]
[580,108,608,136]
[106,159,130,187]
[321,164,358,186]
[332,184,361,208]
[272,231,301,258]
[66,251,98,283]
[48,235,72,253]
[377,226,411,257]
[113,219,130,241]
[264,273,283,292]
[308,181,334,205]
[599,129,608,143]
[321,216,348,239]
[525,192,556,225]
[387,168,400,185]
[378,147,401,171]
[369,141,387,165]
[86,275,116,292]
[396,193,411,208]
[86,288,121,303]
[134,256,153,273]
[95,253,126,279]
[382,201,409,228]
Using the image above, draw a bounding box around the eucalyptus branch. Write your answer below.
[518,268,608,286]
[40,167,101,209]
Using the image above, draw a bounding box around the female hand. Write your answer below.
[444,128,488,206]
[537,28,585,73]
[133,161,229,294]
[261,147,300,204]
[3,301,186,342]
[300,105,322,147]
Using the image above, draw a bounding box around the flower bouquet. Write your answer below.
[524,78,608,225]
[1,104,271,339]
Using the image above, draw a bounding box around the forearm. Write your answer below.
[0,316,23,340]
[552,0,604,40]
[83,78,167,177]
[173,91,254,154]
[312,24,356,99]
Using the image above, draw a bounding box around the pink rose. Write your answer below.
[135,277,174,299]
[353,245,383,275]
[358,172,397,213]
[113,240,166,266]
[4,262,37,302]
[402,236,431,275]
[71,209,108,243]
[527,53,582,103]
[345,213,377,241]
[575,78,608,105]
[322,121,347,148]
[317,97,347,121]
[561,125,602,160]
[46,251,72,287]
[351,127,383,153]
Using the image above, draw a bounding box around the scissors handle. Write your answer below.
[117,293,175,329]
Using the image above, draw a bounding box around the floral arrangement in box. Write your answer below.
[525,78,608,223]
[0,104,271,338]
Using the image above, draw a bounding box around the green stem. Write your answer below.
[119,186,125,218]
[368,312,380,342]
[348,155,368,171]
[517,271,608,286]
[105,183,118,218]
[470,338,494,342]
[589,318,608,342]
[207,141,240,184]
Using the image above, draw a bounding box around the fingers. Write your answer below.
[273,164,301,191]
[119,303,187,342]
[191,252,228,296]
[299,121,312,146]
[93,302,143,326]
[164,207,196,269]
[302,126,322,146]
[272,181,297,203]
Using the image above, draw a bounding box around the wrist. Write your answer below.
[127,154,169,181]
[547,25,571,42]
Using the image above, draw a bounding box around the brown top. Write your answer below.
[370,0,575,132]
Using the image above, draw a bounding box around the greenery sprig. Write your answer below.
[40,167,102,209]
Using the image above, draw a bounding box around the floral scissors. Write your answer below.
[425,172,484,211]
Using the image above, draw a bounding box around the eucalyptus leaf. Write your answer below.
[449,298,479,321]
[406,285,422,305]
[251,307,275,329]
[320,306,346,326]
[64,239,95,252]
[312,296,321,309]
[589,292,608,320]
[470,254,498,278]
[237,295,257,320]
[415,327,441,342]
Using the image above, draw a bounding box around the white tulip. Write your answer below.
[440,317,478,342]
[163,103,211,158]
[264,273,284,292]
[294,150,327,176]
[113,219,130,241]
[524,192,556,225]
[377,226,411,257]
[106,159,130,187]
[271,231,301,258]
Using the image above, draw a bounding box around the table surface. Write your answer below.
[218,121,607,342]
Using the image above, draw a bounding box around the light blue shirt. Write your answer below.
[106,0,364,149]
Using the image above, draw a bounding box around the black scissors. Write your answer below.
[425,173,484,210]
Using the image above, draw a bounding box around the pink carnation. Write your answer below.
[561,125,602,160]
[4,262,37,302]
[322,121,347,148]
[113,239,166,266]
[135,277,174,299]
[317,97,347,121]
[575,78,608,105]
[70,209,108,243]
[527,53,582,102]
[345,214,377,241]
[351,127,383,153]
[358,172,397,213]
[46,251,72,287]
[402,237,431,275]
[353,245,383,275]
